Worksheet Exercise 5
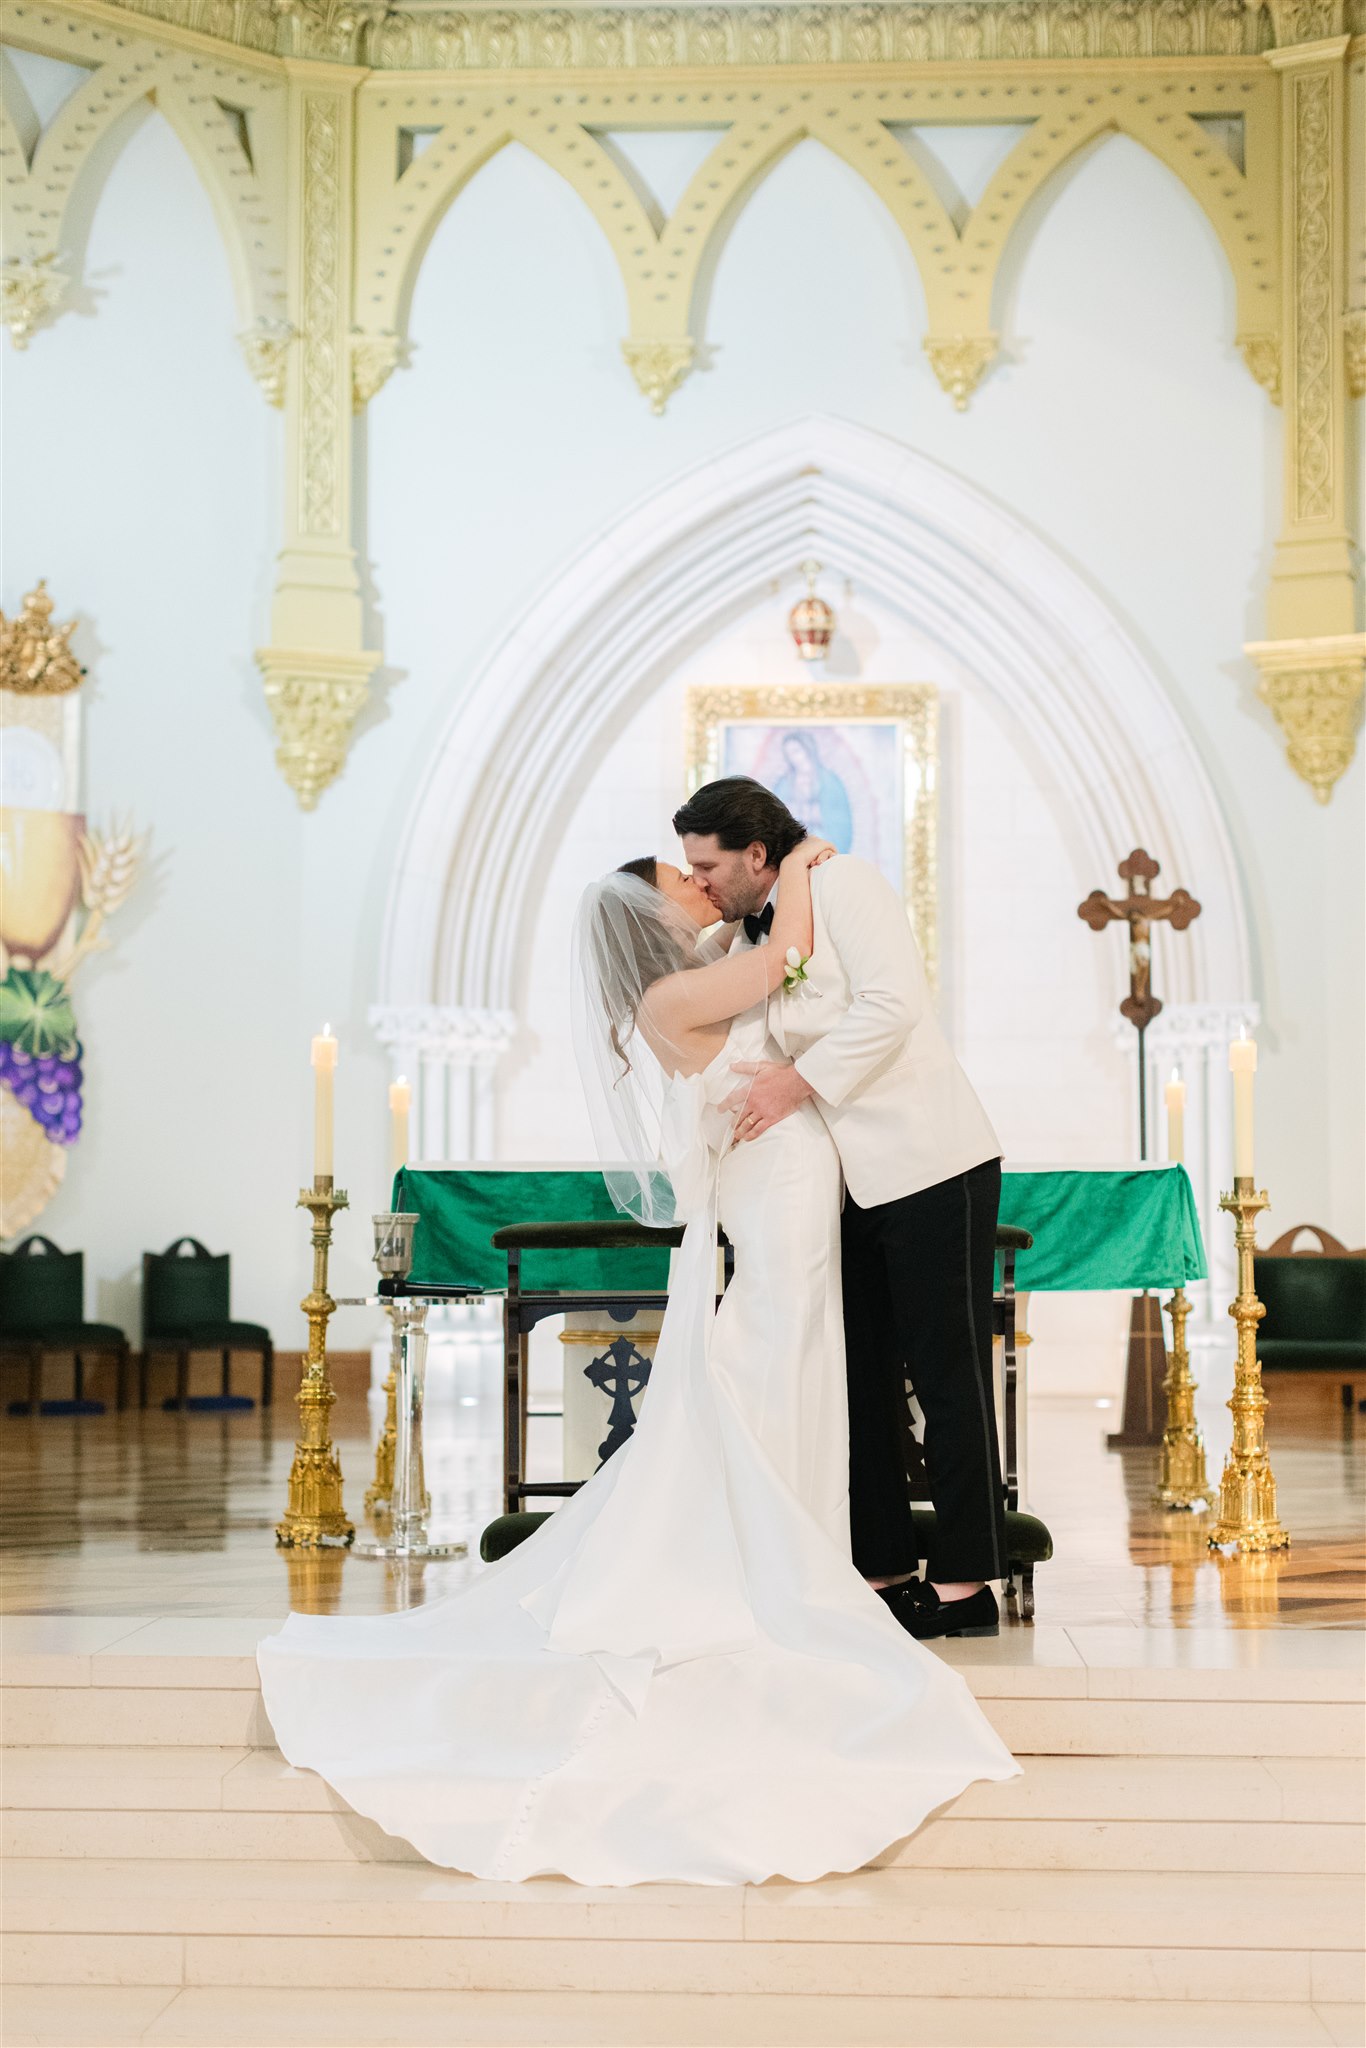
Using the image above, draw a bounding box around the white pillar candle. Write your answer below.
[311,1025,338,1181]
[1229,1031,1256,1180]
[389,1075,412,1180]
[1164,1069,1186,1166]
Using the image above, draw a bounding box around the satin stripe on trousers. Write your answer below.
[842,1158,1007,1583]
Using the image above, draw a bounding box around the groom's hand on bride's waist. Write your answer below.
[725,1061,815,1142]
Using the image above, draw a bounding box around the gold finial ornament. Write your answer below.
[1154,1285,1211,1510]
[620,338,695,415]
[0,583,85,697]
[1245,635,1366,805]
[277,1177,355,1547]
[2,257,67,351]
[924,333,998,410]
[1207,1179,1289,1554]
[256,649,378,810]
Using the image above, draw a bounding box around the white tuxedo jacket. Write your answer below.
[733,855,1001,1209]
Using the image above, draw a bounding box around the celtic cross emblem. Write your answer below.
[584,1336,653,1465]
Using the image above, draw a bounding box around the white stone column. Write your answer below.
[369,1004,518,1162]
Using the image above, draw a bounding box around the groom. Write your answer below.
[674,776,1007,1640]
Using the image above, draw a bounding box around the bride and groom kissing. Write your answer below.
[259,773,1017,1887]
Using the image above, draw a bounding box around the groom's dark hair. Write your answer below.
[672,778,806,870]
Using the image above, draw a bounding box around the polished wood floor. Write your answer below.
[1,1351,1362,1626]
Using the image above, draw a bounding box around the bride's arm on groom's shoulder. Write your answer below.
[793,857,925,1109]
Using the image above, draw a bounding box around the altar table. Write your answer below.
[394,1162,1207,1297]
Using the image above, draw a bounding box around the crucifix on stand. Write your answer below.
[1078,850,1201,1449]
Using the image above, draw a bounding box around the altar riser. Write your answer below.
[5,1686,1361,1758]
[4,1927,1360,2004]
[4,1803,1360,1877]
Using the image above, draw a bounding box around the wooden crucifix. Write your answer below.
[1078,849,1201,1157]
[1078,849,1201,1450]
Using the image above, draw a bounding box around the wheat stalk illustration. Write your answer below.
[63,819,144,979]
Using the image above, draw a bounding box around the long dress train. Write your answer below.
[257,1023,1018,1886]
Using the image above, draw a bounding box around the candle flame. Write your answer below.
[397,1073,408,1088]
[323,1022,332,1037]
[1170,1066,1179,1083]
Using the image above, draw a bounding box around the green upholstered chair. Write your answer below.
[1255,1225,1366,1408]
[0,1235,131,1414]
[141,1238,273,1411]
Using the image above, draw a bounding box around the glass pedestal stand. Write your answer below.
[338,1213,475,1563]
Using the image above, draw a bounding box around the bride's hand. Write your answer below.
[782,837,836,872]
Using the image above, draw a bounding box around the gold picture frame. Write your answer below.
[684,684,939,987]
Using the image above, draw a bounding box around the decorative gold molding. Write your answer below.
[621,338,695,416]
[1245,633,1366,802]
[1345,309,1366,397]
[1238,331,1282,403]
[1288,65,1334,524]
[299,92,345,538]
[256,647,382,809]
[1,256,68,351]
[238,318,296,406]
[924,333,998,411]
[684,681,939,986]
[28,0,1299,71]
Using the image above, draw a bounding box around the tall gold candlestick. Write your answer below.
[1207,1177,1288,1554]
[277,1176,355,1548]
[1154,1285,1210,1510]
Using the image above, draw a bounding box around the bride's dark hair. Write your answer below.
[617,855,657,887]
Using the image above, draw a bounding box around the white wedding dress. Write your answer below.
[258,1015,1018,1885]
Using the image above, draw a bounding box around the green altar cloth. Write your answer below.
[394,1163,1206,1296]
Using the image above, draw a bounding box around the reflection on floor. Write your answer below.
[1,1326,1362,1626]
[2,1337,1363,2048]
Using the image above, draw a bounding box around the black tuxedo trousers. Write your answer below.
[841,1157,1007,1584]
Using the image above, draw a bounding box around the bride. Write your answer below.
[258,837,1017,1886]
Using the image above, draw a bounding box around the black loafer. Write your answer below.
[879,1581,999,1640]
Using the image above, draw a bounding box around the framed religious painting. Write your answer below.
[684,684,938,987]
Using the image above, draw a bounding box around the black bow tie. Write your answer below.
[743,902,775,945]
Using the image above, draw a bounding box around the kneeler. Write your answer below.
[482,1221,1053,1623]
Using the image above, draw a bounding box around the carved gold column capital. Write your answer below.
[1244,633,1366,802]
[2,255,68,351]
[238,318,296,407]
[257,646,381,809]
[923,334,998,411]
[351,330,406,412]
[1238,333,1282,404]
[621,338,695,416]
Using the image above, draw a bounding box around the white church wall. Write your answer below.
[1,109,304,1342]
[4,112,1361,1371]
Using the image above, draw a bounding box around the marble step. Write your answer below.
[8,1985,1363,2048]
[3,1860,1362,2002]
[6,1619,1363,1706]
[5,1679,1360,1756]
[3,1749,1361,1874]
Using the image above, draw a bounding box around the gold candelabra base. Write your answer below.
[1207,1178,1289,1555]
[1154,1286,1211,1510]
[277,1178,355,1550]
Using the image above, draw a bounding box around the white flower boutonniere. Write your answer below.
[782,947,818,996]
